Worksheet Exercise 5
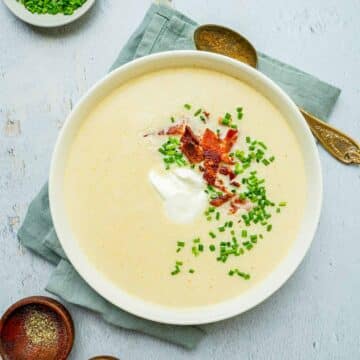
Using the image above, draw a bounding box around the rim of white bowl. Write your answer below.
[2,0,95,27]
[49,50,323,325]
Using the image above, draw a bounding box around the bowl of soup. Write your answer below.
[49,51,322,324]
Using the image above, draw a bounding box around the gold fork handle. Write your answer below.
[300,109,360,165]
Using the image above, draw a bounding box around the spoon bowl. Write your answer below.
[194,24,258,68]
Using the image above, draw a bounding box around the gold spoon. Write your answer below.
[194,24,360,165]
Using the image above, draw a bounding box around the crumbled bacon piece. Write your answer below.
[214,181,228,193]
[159,122,186,136]
[202,128,221,152]
[221,153,234,165]
[210,193,234,207]
[228,170,236,180]
[221,129,238,164]
[201,128,238,184]
[223,129,238,152]
[229,201,239,214]
[219,166,229,176]
[203,149,221,185]
[180,125,204,163]
[219,166,236,180]
[229,198,252,214]
[234,198,252,211]
[203,111,210,119]
[230,181,240,187]
[201,129,222,185]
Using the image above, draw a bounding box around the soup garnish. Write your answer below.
[151,105,287,278]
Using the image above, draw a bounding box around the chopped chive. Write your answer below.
[209,231,216,239]
[279,202,287,207]
[158,137,187,170]
[209,244,216,252]
[237,107,244,120]
[234,163,242,175]
[216,212,220,220]
[171,260,183,275]
[269,156,275,162]
[193,238,200,243]
[170,116,175,123]
[237,271,251,280]
[221,118,230,126]
[177,241,185,247]
[198,244,204,252]
[241,230,247,238]
[184,103,191,110]
[218,226,226,232]
[266,224,272,232]
[228,268,251,280]
[189,269,195,274]
[258,141,267,149]
[192,246,199,256]
[194,108,202,116]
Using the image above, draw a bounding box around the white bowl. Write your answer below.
[3,0,95,27]
[49,50,322,325]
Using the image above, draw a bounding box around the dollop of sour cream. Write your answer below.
[149,168,207,224]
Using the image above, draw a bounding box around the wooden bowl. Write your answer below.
[0,296,74,360]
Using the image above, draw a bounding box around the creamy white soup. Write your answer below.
[64,67,306,308]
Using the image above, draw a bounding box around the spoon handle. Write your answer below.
[300,109,360,164]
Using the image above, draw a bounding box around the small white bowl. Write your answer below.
[2,0,95,27]
[49,51,322,325]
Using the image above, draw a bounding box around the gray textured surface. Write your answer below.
[0,0,359,359]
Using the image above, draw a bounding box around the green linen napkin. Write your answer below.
[18,3,340,350]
